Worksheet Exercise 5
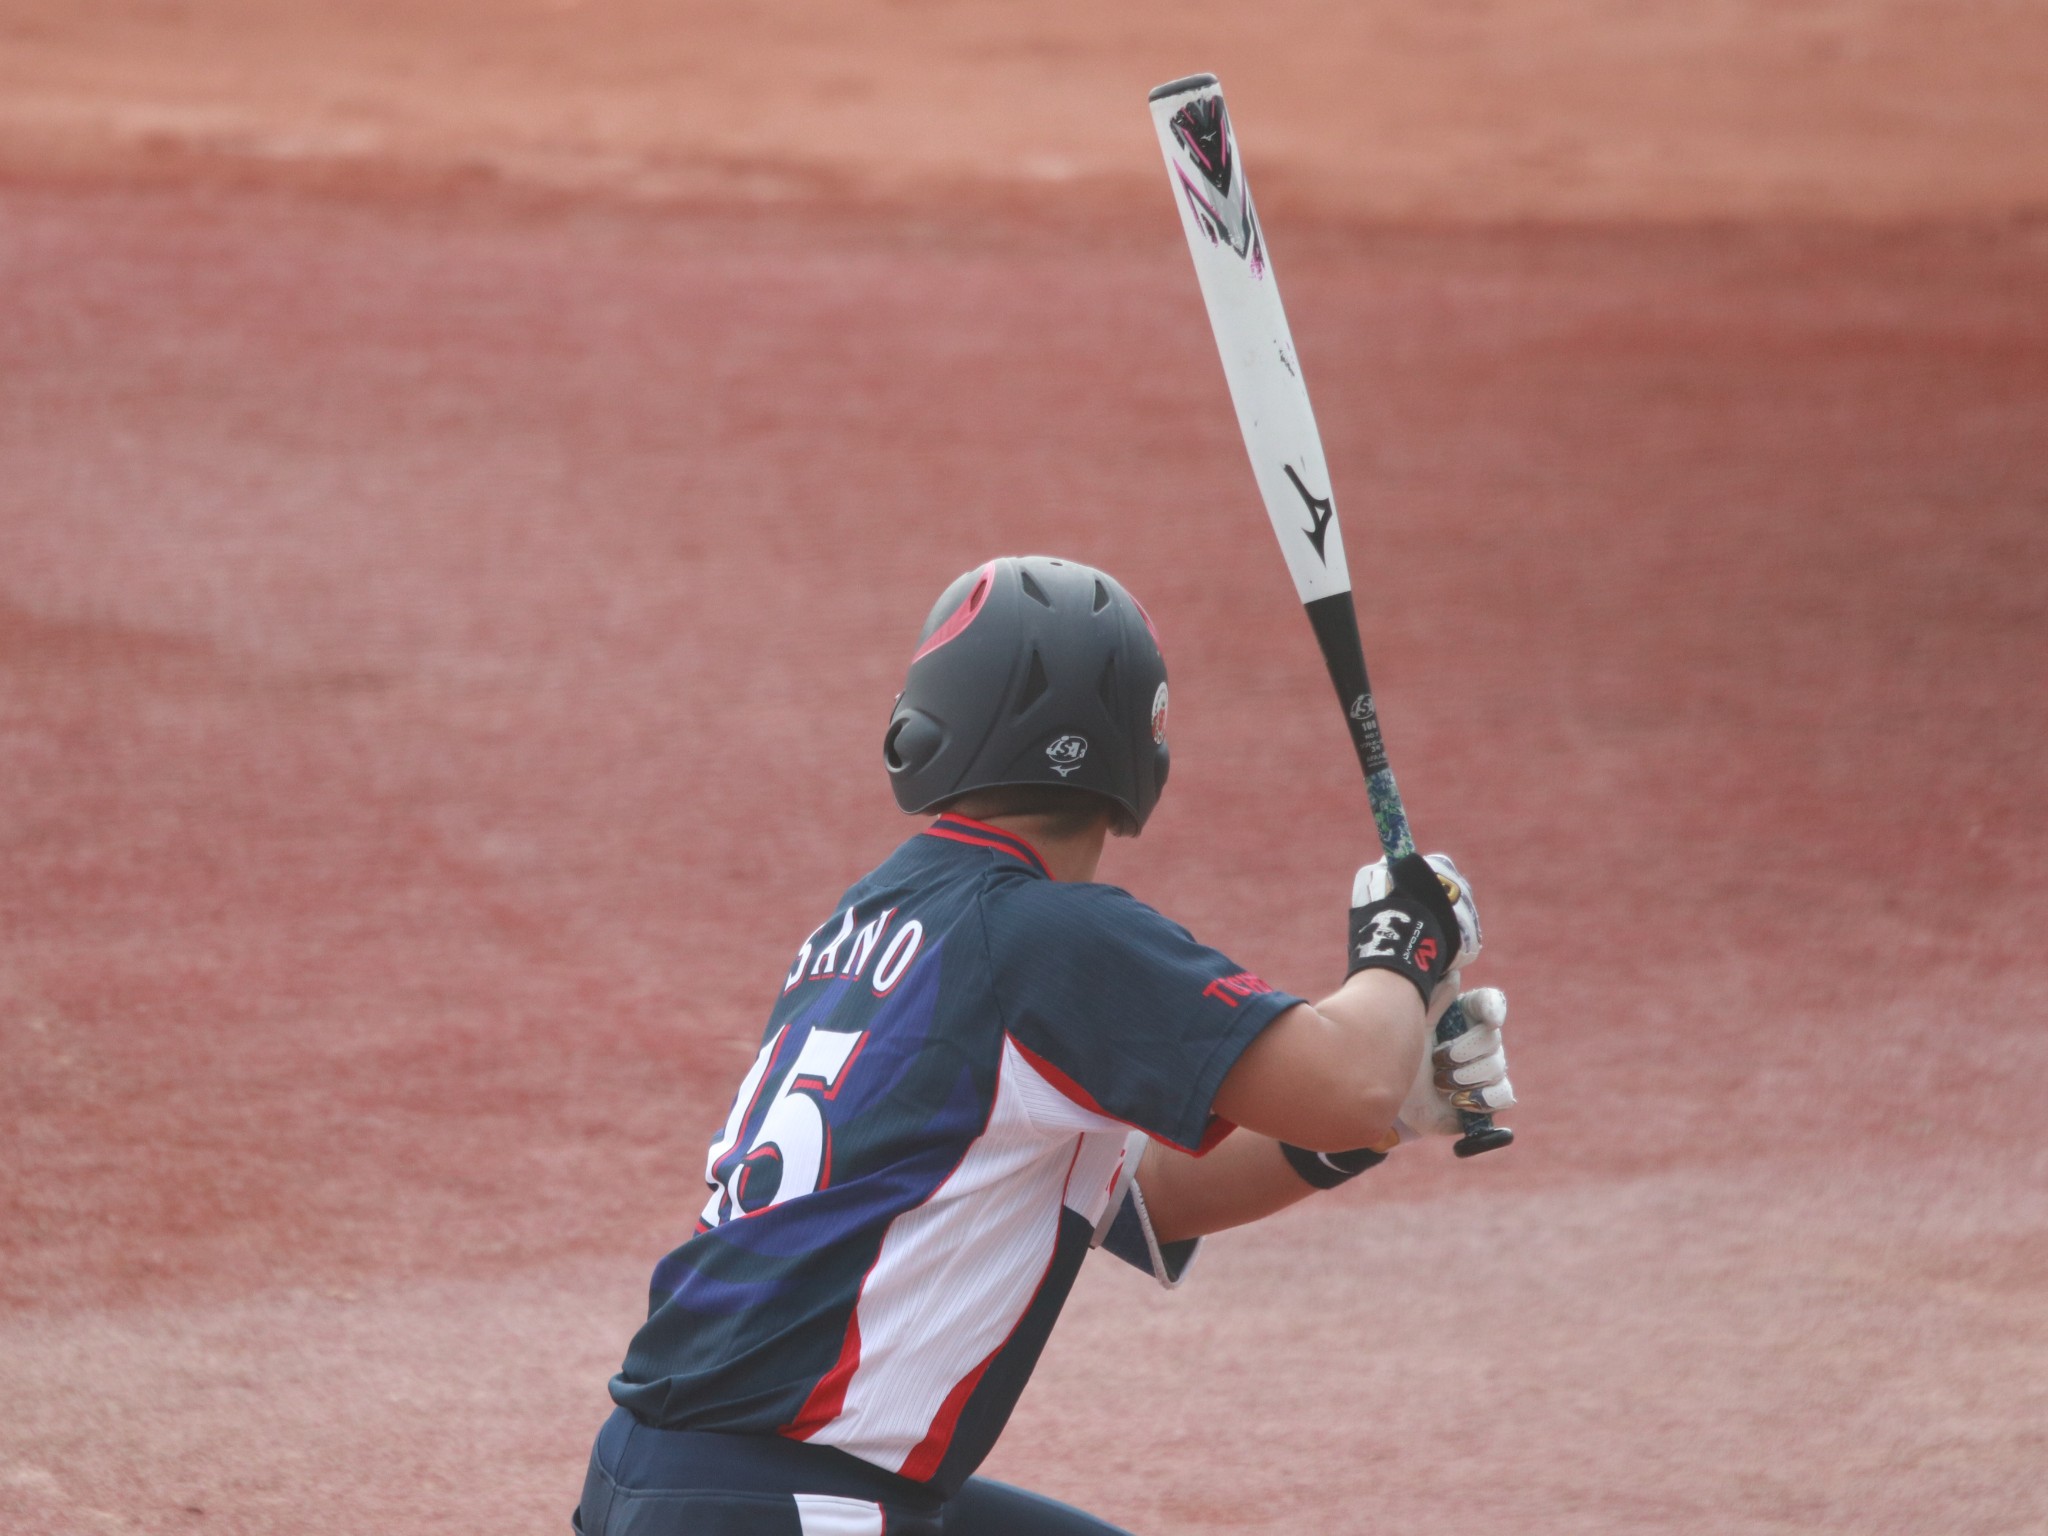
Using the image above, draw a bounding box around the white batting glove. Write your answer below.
[1395,986,1516,1142]
[1353,851,1483,971]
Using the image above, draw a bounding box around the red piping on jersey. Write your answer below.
[1005,1035,1124,1126]
[895,1150,1078,1483]
[898,1335,999,1482]
[784,1311,863,1440]
[1057,1136,1088,1204]
[923,815,1053,879]
[1008,1034,1234,1159]
[781,1027,1007,1447]
[910,562,997,663]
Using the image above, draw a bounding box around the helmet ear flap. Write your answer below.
[884,710,946,777]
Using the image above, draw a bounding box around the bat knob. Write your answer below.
[1452,1124,1515,1158]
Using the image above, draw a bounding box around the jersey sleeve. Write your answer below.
[980,878,1304,1153]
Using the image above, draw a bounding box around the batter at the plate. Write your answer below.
[574,555,1515,1536]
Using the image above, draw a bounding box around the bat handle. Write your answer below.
[1435,996,1514,1158]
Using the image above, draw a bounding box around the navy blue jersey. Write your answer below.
[611,815,1302,1494]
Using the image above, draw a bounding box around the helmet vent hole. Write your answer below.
[1015,649,1049,714]
[1092,579,1111,612]
[1019,569,1052,607]
[1097,654,1117,709]
[884,718,910,770]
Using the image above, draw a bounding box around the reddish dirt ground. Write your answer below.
[3,11,2047,1528]
[4,0,2046,222]
[3,178,2043,1534]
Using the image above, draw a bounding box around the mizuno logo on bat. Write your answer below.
[1168,97,1265,274]
[1284,465,1334,562]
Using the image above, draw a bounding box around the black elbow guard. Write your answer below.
[1280,1142,1389,1190]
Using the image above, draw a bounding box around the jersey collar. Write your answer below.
[922,814,1054,879]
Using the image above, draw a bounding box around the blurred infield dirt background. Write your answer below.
[3,5,2047,1534]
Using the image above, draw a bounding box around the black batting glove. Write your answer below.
[1346,852,1463,1005]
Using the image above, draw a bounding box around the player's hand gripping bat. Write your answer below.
[1148,73,1512,1157]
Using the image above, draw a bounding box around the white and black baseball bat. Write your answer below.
[1148,73,1511,1157]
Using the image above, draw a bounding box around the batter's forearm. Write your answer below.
[1135,1133,1325,1245]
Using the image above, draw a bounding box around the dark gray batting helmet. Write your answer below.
[884,557,1172,832]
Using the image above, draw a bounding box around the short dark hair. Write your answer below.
[935,784,1136,839]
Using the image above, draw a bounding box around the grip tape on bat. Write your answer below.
[1312,604,1512,1158]
[1437,997,1514,1157]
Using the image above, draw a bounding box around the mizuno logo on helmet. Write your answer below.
[1046,735,1089,776]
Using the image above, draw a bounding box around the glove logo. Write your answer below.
[1356,909,1410,961]
[1413,937,1438,973]
[1045,735,1089,777]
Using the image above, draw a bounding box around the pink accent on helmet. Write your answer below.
[1131,594,1162,650]
[911,561,998,663]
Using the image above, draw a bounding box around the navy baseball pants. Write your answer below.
[574,1407,1134,1536]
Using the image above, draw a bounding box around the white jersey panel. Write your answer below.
[794,1495,885,1536]
[1005,1034,1132,1140]
[807,1046,1125,1472]
[1006,1039,1135,1231]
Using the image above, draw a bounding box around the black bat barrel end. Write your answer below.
[1148,74,1219,102]
[1452,1125,1514,1158]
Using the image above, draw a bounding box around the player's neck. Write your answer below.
[968,813,1109,883]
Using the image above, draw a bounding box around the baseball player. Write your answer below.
[574,556,1514,1536]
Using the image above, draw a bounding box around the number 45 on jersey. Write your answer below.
[699,1025,868,1228]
